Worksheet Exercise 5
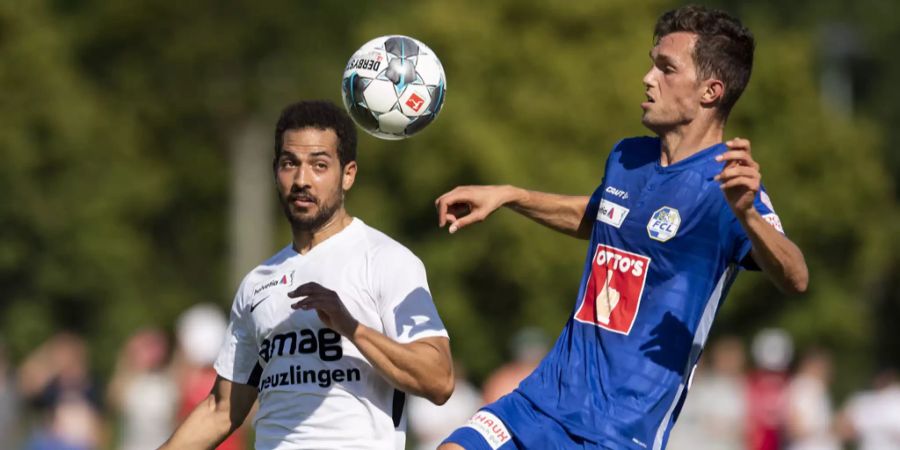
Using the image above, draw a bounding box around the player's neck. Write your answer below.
[658,118,724,166]
[291,209,353,255]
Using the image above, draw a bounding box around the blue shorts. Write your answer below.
[442,390,600,450]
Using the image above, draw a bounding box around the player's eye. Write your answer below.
[279,159,297,169]
[314,162,328,171]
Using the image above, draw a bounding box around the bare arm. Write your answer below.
[289,283,454,405]
[435,185,592,239]
[740,211,808,293]
[717,138,808,294]
[158,376,257,450]
[347,331,453,405]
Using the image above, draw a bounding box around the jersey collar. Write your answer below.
[654,141,727,173]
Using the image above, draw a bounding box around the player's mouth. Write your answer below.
[641,93,655,109]
[290,194,317,208]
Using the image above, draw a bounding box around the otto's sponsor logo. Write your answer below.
[647,206,681,242]
[762,213,784,233]
[605,186,629,200]
[345,54,383,71]
[259,327,342,363]
[257,364,361,392]
[253,270,294,296]
[574,244,650,335]
[405,92,425,112]
[597,199,630,228]
[465,411,511,449]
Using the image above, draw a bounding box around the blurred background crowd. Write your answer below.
[1,0,898,449]
[1,325,899,449]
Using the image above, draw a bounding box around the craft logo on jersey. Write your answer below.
[405,92,425,112]
[646,206,681,242]
[574,244,650,335]
[597,199,630,228]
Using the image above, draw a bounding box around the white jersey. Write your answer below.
[214,218,449,450]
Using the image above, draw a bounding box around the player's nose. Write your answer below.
[293,164,313,188]
[641,67,656,89]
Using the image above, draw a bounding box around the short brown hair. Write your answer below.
[654,5,755,120]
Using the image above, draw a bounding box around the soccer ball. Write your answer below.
[341,35,446,140]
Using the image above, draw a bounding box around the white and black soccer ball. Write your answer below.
[341,35,446,140]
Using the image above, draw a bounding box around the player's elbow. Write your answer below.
[416,371,456,406]
[788,272,808,295]
[425,373,455,405]
[204,394,243,434]
[782,266,809,295]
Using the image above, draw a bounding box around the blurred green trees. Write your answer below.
[0,0,896,396]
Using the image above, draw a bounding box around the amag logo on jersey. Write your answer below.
[259,328,342,362]
[257,327,362,392]
[574,244,650,335]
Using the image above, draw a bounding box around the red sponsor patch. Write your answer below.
[405,92,425,112]
[574,244,650,335]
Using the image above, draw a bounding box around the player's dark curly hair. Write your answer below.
[654,5,755,120]
[274,100,358,168]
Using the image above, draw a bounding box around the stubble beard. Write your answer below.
[280,189,343,233]
[641,113,666,135]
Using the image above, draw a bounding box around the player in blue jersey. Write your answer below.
[435,5,808,450]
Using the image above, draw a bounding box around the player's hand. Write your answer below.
[289,282,359,337]
[434,185,514,234]
[714,137,760,219]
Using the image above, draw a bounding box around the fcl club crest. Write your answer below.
[647,206,681,242]
[574,244,651,335]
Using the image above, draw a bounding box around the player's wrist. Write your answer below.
[735,206,762,225]
[342,319,363,341]
[501,185,527,207]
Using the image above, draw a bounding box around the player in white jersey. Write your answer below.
[159,100,455,450]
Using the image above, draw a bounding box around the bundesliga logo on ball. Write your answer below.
[341,35,446,140]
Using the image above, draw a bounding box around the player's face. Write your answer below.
[641,32,706,132]
[275,128,356,231]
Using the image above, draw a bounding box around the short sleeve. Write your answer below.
[214,280,262,386]
[584,184,606,226]
[584,139,625,222]
[725,184,785,270]
[372,245,448,344]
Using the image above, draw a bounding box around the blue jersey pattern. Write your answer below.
[516,137,778,450]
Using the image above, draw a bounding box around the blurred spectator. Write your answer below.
[785,349,840,450]
[173,303,246,450]
[18,332,104,450]
[107,328,178,450]
[746,328,794,450]
[0,340,20,446]
[838,367,900,450]
[481,327,549,404]
[667,336,747,450]
[408,362,482,450]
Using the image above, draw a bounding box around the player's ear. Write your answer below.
[701,79,725,107]
[342,161,357,191]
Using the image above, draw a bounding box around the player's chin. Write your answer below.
[641,115,661,131]
[286,207,318,224]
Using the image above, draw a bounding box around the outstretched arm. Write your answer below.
[435,185,592,239]
[158,376,257,450]
[290,283,454,405]
[716,138,809,294]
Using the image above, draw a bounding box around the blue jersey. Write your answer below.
[516,137,782,450]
